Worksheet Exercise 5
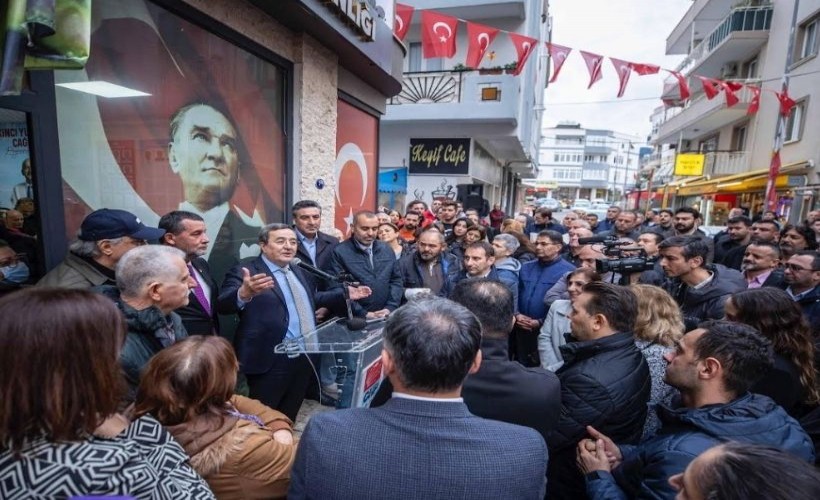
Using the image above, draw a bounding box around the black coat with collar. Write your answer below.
[175,257,219,336]
[216,257,344,375]
[328,239,403,315]
[295,230,340,271]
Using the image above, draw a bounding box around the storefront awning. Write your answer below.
[378,167,408,194]
[675,161,810,196]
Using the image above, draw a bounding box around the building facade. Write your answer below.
[379,0,548,213]
[536,122,641,204]
[0,0,404,282]
[652,0,819,223]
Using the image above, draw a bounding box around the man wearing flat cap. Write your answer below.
[38,208,166,289]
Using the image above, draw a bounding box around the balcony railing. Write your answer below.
[389,70,464,105]
[669,5,772,82]
[705,151,751,176]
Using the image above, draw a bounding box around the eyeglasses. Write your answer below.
[785,263,813,272]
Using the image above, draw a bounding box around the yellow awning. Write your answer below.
[671,161,810,196]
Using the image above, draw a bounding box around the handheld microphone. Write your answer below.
[577,235,614,245]
[291,258,339,283]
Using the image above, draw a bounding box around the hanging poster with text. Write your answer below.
[408,138,470,175]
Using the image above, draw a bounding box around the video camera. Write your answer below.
[577,235,657,275]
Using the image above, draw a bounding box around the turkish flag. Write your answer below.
[509,32,537,76]
[747,85,761,116]
[776,90,796,116]
[765,150,781,210]
[421,11,458,59]
[717,80,743,108]
[465,22,499,68]
[546,43,571,83]
[630,62,660,75]
[697,76,720,99]
[610,57,632,98]
[667,70,690,100]
[394,4,414,41]
[580,50,604,89]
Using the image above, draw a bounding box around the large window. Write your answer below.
[54,0,288,282]
[796,16,818,61]
[784,100,805,143]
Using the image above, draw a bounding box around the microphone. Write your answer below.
[341,317,367,331]
[291,258,339,283]
[577,235,614,245]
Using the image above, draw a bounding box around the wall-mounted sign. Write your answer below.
[408,138,470,175]
[324,0,376,41]
[674,153,705,176]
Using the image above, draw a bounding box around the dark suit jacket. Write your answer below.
[176,257,219,336]
[295,230,339,271]
[288,397,548,499]
[208,209,261,286]
[216,257,343,375]
[329,239,403,315]
[371,338,561,444]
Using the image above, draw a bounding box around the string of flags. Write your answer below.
[393,3,797,118]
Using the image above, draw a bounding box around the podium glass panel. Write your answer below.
[275,317,386,408]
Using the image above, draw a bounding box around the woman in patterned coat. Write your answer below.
[0,288,214,499]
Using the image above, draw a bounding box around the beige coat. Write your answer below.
[167,395,297,499]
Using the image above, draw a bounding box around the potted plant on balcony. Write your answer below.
[479,65,504,75]
[503,61,518,74]
[452,63,473,72]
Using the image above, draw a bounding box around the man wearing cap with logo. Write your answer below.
[38,208,166,289]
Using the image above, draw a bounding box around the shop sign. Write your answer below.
[409,138,470,175]
[324,0,376,41]
[674,153,705,176]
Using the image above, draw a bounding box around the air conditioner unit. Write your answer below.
[720,62,739,78]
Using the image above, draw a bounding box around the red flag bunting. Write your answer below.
[509,32,537,76]
[667,71,690,100]
[697,76,720,99]
[546,42,572,83]
[610,57,632,98]
[421,11,458,59]
[629,63,660,75]
[775,90,796,117]
[747,86,761,116]
[394,4,414,41]
[465,22,499,68]
[765,150,781,210]
[580,50,604,89]
[716,80,739,108]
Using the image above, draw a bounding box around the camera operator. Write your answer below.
[544,244,623,306]
[658,236,746,331]
[633,231,665,285]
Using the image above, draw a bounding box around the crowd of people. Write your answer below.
[1,198,820,499]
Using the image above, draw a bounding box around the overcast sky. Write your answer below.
[543,0,693,142]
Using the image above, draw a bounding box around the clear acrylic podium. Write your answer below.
[274,317,386,409]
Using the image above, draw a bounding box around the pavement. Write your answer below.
[293,398,334,438]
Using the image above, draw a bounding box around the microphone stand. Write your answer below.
[295,264,366,330]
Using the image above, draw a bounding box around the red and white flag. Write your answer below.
[580,50,604,89]
[717,80,743,108]
[394,4,414,41]
[421,11,458,59]
[696,76,720,100]
[747,85,761,116]
[465,22,499,68]
[667,70,690,101]
[546,42,572,83]
[775,90,796,116]
[629,63,660,75]
[509,33,537,76]
[610,57,632,97]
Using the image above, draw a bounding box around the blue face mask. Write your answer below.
[1,261,29,284]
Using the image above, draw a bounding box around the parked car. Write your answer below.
[570,199,591,211]
[538,197,562,210]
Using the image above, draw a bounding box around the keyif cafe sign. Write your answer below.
[408,138,471,175]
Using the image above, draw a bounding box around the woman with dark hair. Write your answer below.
[446,217,474,261]
[464,224,488,244]
[780,224,818,260]
[725,287,820,416]
[135,335,296,499]
[509,231,537,263]
[378,222,407,260]
[0,288,213,498]
[538,267,601,371]
[669,442,820,500]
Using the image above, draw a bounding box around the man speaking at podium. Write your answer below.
[217,223,370,420]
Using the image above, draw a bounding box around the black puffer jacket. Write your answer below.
[662,264,747,331]
[547,331,651,500]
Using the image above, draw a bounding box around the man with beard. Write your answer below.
[655,209,674,237]
[595,205,621,234]
[783,251,820,327]
[659,237,746,331]
[740,242,784,289]
[599,211,639,240]
[396,229,460,297]
[437,201,459,239]
[397,211,421,243]
[671,207,714,263]
[722,219,780,270]
[714,216,751,265]
[159,210,219,336]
